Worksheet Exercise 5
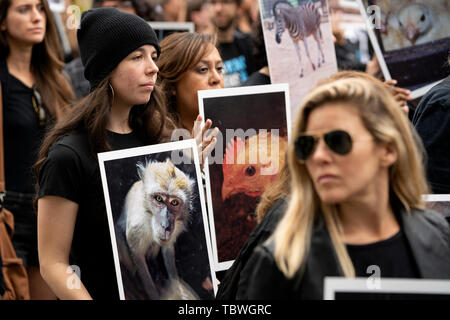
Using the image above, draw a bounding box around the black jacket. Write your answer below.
[412,76,450,194]
[216,199,287,300]
[236,205,450,300]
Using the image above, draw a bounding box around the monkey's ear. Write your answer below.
[136,161,146,180]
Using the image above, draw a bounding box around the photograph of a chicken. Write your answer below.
[221,132,288,203]
[199,85,289,270]
[372,0,450,51]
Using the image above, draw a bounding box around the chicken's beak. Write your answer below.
[406,24,419,43]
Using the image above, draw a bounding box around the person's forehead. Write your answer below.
[10,0,43,6]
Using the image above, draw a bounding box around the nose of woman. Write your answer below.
[145,55,159,75]
[209,68,222,87]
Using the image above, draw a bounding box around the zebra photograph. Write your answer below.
[273,0,325,77]
[259,0,337,120]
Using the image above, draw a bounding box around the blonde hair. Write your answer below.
[272,75,429,278]
[255,160,290,223]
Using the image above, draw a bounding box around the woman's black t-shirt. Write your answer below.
[38,130,147,300]
[346,229,420,278]
[1,59,46,193]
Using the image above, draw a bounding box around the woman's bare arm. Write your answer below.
[38,196,92,300]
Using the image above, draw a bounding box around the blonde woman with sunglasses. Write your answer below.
[236,76,450,299]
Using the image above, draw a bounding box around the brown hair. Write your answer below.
[157,32,217,127]
[0,0,74,119]
[34,77,173,187]
[255,159,290,223]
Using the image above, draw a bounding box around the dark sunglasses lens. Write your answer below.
[295,135,315,160]
[324,130,352,155]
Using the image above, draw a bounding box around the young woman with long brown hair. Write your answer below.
[0,0,73,299]
[34,7,175,300]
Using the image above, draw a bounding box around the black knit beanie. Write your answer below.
[77,7,160,90]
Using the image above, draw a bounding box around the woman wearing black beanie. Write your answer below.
[33,7,191,300]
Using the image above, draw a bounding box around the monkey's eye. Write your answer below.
[154,195,163,202]
[245,166,256,177]
[420,14,425,22]
[170,199,179,206]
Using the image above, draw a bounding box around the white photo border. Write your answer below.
[324,277,450,300]
[423,194,450,202]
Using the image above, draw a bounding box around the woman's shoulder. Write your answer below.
[50,132,91,156]
[258,198,287,230]
[46,132,95,169]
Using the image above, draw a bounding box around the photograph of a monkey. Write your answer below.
[198,83,291,271]
[259,0,337,120]
[98,140,217,300]
[358,0,450,98]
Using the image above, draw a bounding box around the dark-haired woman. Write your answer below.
[36,6,216,301]
[35,8,174,300]
[0,0,73,299]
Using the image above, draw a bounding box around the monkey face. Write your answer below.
[150,193,185,245]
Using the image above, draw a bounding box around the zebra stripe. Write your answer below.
[273,0,325,77]
[274,1,321,43]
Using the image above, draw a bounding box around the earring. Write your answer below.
[108,82,115,102]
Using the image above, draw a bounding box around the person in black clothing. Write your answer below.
[412,56,450,194]
[243,13,270,86]
[0,0,74,299]
[216,161,290,299]
[209,0,255,87]
[35,8,173,300]
[64,0,159,100]
[237,75,450,300]
[218,71,420,300]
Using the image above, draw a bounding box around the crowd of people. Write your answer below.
[0,0,449,300]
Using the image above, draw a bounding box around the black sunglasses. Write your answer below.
[294,130,352,162]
